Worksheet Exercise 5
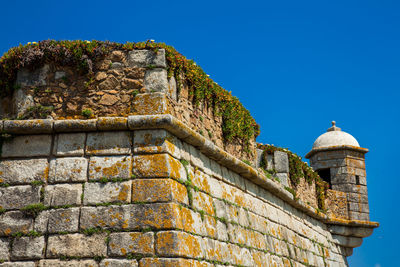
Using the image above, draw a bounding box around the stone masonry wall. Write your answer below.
[0,119,356,267]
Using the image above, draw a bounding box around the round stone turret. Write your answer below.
[306,121,370,221]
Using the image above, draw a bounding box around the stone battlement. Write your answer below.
[0,41,378,266]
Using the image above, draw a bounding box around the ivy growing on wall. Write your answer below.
[0,40,260,146]
[259,144,329,211]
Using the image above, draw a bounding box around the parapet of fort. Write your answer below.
[0,41,378,266]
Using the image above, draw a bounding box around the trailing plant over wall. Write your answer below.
[0,40,260,145]
[259,144,329,211]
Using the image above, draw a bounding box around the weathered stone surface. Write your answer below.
[0,185,40,210]
[192,191,215,216]
[11,236,44,260]
[133,129,181,159]
[12,88,34,118]
[0,159,48,185]
[83,181,131,205]
[47,233,107,258]
[0,238,9,261]
[274,151,289,173]
[156,231,203,258]
[54,119,97,132]
[0,211,33,236]
[44,184,82,207]
[16,65,49,87]
[131,93,168,115]
[133,154,186,180]
[88,156,131,180]
[100,259,137,267]
[127,49,166,68]
[168,76,177,100]
[108,232,154,256]
[49,157,88,183]
[86,131,131,155]
[131,179,188,204]
[47,208,80,233]
[0,262,35,267]
[53,133,86,156]
[139,258,209,267]
[38,260,99,267]
[3,119,53,134]
[1,135,52,158]
[144,69,168,93]
[276,173,289,187]
[81,205,128,231]
[97,117,128,130]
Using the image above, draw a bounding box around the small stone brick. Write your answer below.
[133,129,181,159]
[0,211,33,236]
[144,69,168,93]
[53,133,86,156]
[131,178,188,205]
[38,259,99,267]
[44,184,82,207]
[49,157,88,183]
[1,135,52,158]
[0,185,40,210]
[11,236,44,260]
[47,208,80,233]
[0,159,48,185]
[46,233,107,258]
[0,262,36,267]
[133,154,186,180]
[0,238,9,261]
[83,181,131,205]
[100,259,138,267]
[108,232,154,256]
[156,231,203,258]
[192,191,215,216]
[80,205,131,230]
[86,131,131,155]
[88,156,132,180]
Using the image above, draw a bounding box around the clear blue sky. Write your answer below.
[1,1,398,266]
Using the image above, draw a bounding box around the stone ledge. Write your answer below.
[0,115,379,233]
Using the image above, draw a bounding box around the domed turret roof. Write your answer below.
[312,121,360,150]
[306,121,368,158]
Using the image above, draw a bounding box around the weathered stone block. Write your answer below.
[108,232,154,256]
[80,205,131,230]
[86,131,131,155]
[192,191,215,216]
[47,208,80,233]
[83,181,131,205]
[0,211,33,236]
[133,129,181,159]
[1,135,52,158]
[49,157,88,183]
[132,179,188,205]
[16,65,49,87]
[88,156,131,180]
[133,154,186,180]
[44,184,82,207]
[0,159,48,185]
[97,117,128,131]
[38,260,99,267]
[11,236,44,260]
[131,203,182,230]
[274,151,289,173]
[53,133,86,156]
[139,258,207,267]
[0,238,9,261]
[348,192,368,203]
[0,185,40,210]
[348,202,369,213]
[131,93,168,115]
[46,233,107,258]
[3,119,53,134]
[128,49,166,68]
[156,231,203,258]
[276,173,289,187]
[100,259,137,267]
[54,119,97,132]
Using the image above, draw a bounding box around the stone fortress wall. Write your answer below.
[0,42,378,266]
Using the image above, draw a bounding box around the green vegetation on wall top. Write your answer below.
[0,40,260,145]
